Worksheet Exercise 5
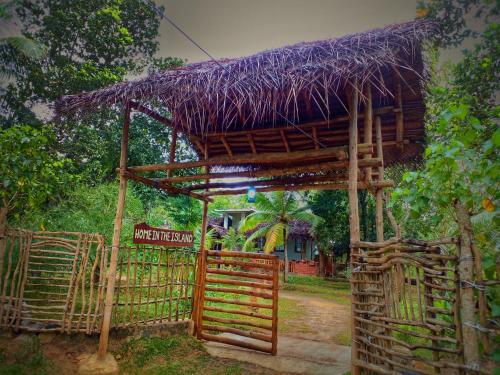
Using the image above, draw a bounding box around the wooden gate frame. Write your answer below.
[0,229,107,333]
[194,250,279,355]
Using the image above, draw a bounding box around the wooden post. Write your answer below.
[347,84,361,375]
[167,130,178,178]
[363,82,373,182]
[375,116,384,242]
[97,104,131,360]
[271,256,279,355]
[455,201,480,371]
[195,200,208,337]
[393,68,404,150]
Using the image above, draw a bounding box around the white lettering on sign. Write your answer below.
[133,223,194,247]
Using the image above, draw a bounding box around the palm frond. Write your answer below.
[239,211,275,231]
[2,36,47,59]
[264,222,288,254]
[244,226,270,251]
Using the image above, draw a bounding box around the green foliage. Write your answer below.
[0,124,72,220]
[218,227,246,251]
[394,2,500,363]
[417,0,499,48]
[240,191,321,253]
[1,0,162,126]
[19,182,144,244]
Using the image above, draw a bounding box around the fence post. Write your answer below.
[347,83,361,375]
[97,104,131,360]
[455,201,480,372]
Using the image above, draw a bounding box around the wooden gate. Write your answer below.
[0,229,107,333]
[351,238,468,374]
[195,250,279,355]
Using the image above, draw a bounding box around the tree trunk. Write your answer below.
[0,204,7,237]
[283,228,289,283]
[455,200,480,369]
[319,249,325,277]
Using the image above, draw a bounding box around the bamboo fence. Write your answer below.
[111,245,198,328]
[0,230,198,334]
[351,237,496,374]
[0,228,107,333]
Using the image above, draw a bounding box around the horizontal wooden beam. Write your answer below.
[204,179,394,196]
[123,171,212,202]
[186,175,348,191]
[158,157,380,184]
[190,106,395,140]
[126,144,372,173]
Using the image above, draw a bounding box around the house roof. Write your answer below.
[208,216,314,240]
[56,19,434,166]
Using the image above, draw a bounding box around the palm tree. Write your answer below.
[240,191,321,282]
[218,227,246,251]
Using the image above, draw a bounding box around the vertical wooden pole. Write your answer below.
[347,84,361,375]
[195,200,208,337]
[271,256,279,355]
[455,201,480,371]
[363,82,373,182]
[375,116,384,242]
[167,130,178,178]
[97,104,131,360]
[393,68,404,150]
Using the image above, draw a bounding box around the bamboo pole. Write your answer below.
[347,84,361,375]
[126,144,373,173]
[455,201,480,371]
[393,68,404,150]
[167,130,178,178]
[375,116,384,242]
[97,104,131,360]
[204,178,392,197]
[363,82,373,182]
[271,256,279,355]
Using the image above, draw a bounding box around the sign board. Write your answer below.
[133,223,194,247]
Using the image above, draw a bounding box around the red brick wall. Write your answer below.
[289,260,318,275]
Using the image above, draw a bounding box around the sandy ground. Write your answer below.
[205,290,352,375]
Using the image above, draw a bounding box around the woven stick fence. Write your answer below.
[0,228,107,333]
[111,245,198,328]
[351,237,496,375]
[0,229,198,334]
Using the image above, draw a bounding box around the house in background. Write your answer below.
[208,208,319,275]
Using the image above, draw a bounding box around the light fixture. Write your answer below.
[247,186,256,203]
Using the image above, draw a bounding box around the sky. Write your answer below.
[155,0,420,63]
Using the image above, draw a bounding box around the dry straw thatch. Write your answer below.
[56,19,434,136]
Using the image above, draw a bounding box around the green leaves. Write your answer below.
[0,124,73,218]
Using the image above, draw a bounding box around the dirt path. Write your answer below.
[205,289,352,375]
[279,290,351,343]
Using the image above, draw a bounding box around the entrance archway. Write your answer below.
[56,20,481,374]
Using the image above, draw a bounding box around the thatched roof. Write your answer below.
[57,19,434,164]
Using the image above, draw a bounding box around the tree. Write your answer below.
[1,0,162,126]
[240,191,321,282]
[392,1,499,363]
[0,125,72,227]
[218,227,246,252]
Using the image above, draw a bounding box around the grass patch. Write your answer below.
[278,297,304,334]
[332,328,351,346]
[281,274,351,304]
[0,334,51,375]
[116,334,269,374]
